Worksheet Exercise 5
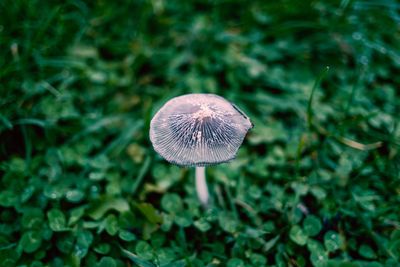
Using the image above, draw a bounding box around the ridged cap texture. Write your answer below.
[150,94,253,166]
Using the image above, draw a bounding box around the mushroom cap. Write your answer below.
[150,93,253,167]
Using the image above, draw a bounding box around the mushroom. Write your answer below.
[150,93,253,206]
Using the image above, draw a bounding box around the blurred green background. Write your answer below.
[0,0,399,266]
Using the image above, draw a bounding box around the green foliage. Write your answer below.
[303,215,322,237]
[1,0,399,266]
[290,225,308,246]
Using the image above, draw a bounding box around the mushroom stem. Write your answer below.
[195,166,209,206]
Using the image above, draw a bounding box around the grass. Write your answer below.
[0,0,400,266]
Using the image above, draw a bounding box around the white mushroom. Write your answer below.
[150,93,253,206]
